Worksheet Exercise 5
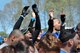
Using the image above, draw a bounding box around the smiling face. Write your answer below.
[25,31,32,41]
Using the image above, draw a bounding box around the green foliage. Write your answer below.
[0,0,80,33]
[0,32,8,37]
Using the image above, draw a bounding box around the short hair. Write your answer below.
[59,29,75,43]
[9,29,23,38]
[38,32,62,52]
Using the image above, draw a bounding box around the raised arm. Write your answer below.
[13,6,29,30]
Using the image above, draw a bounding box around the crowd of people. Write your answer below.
[0,4,80,53]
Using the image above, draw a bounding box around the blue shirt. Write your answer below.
[0,36,4,43]
[60,49,67,53]
[52,32,60,38]
[40,32,60,38]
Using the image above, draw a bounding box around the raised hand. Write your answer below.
[49,9,54,18]
[21,6,29,17]
[60,13,65,24]
[32,4,39,13]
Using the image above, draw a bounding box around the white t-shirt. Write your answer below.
[0,43,9,49]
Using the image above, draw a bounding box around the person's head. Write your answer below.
[60,29,76,46]
[72,23,80,51]
[53,18,61,31]
[48,9,61,32]
[70,32,80,53]
[60,29,80,52]
[62,39,74,48]
[25,31,32,41]
[68,32,80,52]
[8,29,24,45]
[21,29,32,41]
[48,18,61,32]
[60,29,75,43]
[38,32,62,53]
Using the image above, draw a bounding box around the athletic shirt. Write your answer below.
[0,43,9,49]
[0,43,16,53]
[40,32,60,39]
